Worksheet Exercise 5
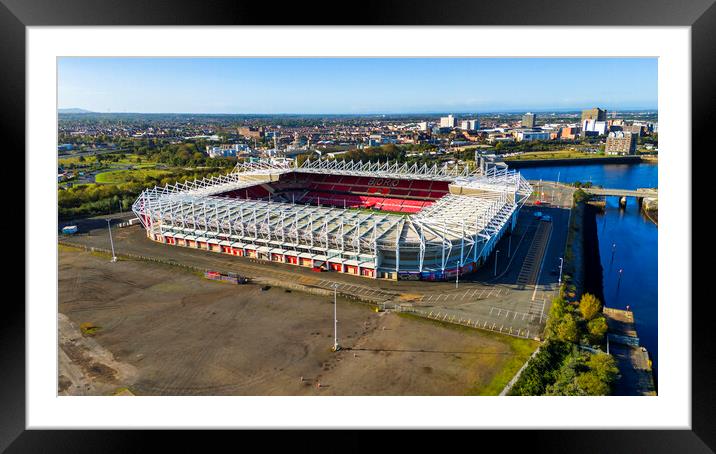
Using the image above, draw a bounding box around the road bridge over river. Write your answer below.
[582,187,657,198]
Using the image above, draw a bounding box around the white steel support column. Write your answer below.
[340,219,345,253]
[395,240,400,275]
[460,220,465,272]
[419,224,425,273]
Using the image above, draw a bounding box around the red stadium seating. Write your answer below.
[214,172,448,213]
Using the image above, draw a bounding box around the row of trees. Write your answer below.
[510,291,618,396]
[135,142,235,168]
[58,168,228,220]
[493,138,600,153]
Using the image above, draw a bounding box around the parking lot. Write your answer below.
[60,199,570,339]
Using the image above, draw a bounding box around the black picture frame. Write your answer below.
[4,0,711,450]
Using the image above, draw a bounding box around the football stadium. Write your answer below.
[132,159,532,281]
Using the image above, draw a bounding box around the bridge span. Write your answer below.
[528,180,657,199]
[582,187,657,198]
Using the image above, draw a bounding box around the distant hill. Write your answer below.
[58,108,94,114]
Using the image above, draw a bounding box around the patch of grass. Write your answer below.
[470,337,539,396]
[58,155,98,165]
[90,250,114,260]
[395,312,539,395]
[112,387,135,396]
[505,150,606,161]
[58,243,83,253]
[95,168,171,184]
[80,322,102,336]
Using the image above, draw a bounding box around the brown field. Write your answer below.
[58,247,537,396]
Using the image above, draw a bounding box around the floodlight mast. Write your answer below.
[332,283,340,352]
[106,218,117,262]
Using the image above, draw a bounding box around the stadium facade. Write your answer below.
[132,159,532,281]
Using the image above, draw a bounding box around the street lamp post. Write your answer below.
[494,249,500,277]
[455,264,459,289]
[558,257,564,286]
[106,218,117,262]
[332,283,340,352]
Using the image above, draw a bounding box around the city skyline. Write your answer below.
[59,57,658,114]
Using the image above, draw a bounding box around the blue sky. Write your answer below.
[58,58,657,114]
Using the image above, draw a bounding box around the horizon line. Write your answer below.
[58,108,659,115]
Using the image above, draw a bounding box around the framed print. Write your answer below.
[4,0,713,450]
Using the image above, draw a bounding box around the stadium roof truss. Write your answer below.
[133,159,533,274]
[296,158,479,181]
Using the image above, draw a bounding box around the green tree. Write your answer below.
[556,313,579,343]
[573,188,590,203]
[576,371,610,395]
[545,296,571,339]
[579,293,602,321]
[587,316,608,343]
[586,353,619,384]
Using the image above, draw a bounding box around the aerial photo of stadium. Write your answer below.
[132,158,533,281]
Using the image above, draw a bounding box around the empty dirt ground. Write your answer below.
[58,246,537,396]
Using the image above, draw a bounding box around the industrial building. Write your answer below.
[133,159,532,281]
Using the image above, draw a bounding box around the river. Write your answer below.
[519,162,659,382]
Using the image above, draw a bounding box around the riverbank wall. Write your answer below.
[582,202,606,303]
[506,155,644,168]
[563,200,584,300]
[562,199,605,303]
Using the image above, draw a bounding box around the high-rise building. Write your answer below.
[440,114,456,128]
[522,112,536,128]
[459,119,480,130]
[605,131,637,155]
[581,108,607,124]
[418,121,429,132]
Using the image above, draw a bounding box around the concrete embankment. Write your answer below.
[581,203,605,303]
[563,201,584,300]
[507,155,643,168]
[561,199,604,302]
[642,197,658,226]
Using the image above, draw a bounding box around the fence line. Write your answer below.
[394,304,534,340]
